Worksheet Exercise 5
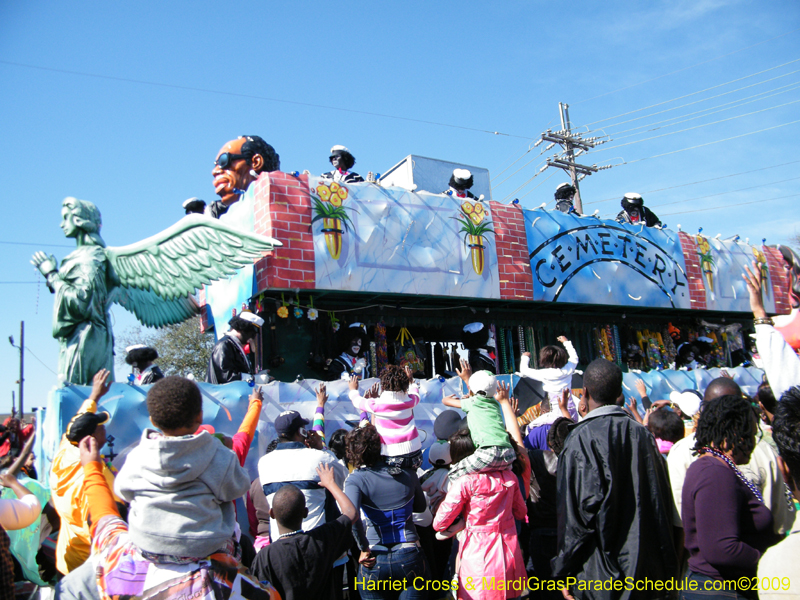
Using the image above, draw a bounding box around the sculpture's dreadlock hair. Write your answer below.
[693,394,756,458]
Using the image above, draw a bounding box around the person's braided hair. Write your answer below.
[774,386,800,485]
[380,365,410,393]
[693,394,756,458]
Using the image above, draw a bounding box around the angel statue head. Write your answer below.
[61,197,106,247]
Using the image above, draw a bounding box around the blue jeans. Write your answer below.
[357,546,429,600]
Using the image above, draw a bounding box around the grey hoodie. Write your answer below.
[114,429,251,558]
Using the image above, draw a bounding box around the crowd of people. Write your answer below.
[0,132,797,599]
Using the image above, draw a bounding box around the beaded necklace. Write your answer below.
[701,446,764,504]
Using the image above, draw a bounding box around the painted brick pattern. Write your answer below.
[677,232,707,311]
[253,172,316,292]
[763,245,791,315]
[489,202,534,300]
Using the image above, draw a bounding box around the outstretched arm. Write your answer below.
[442,395,462,409]
[232,387,263,465]
[745,261,800,398]
[76,369,112,416]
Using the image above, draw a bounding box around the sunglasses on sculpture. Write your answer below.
[215,152,250,169]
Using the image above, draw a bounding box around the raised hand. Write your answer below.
[557,335,568,344]
[404,365,414,381]
[743,261,768,319]
[348,374,359,392]
[315,383,327,406]
[495,381,510,403]
[316,463,336,488]
[90,369,112,400]
[634,379,647,398]
[456,358,472,385]
[364,382,380,399]
[79,435,101,466]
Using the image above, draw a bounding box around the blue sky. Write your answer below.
[1,0,798,413]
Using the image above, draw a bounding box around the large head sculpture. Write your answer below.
[212,135,280,206]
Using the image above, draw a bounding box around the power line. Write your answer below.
[588,160,800,205]
[518,171,557,201]
[492,146,551,189]
[604,78,800,139]
[0,240,72,248]
[24,347,57,376]
[582,58,800,127]
[621,118,800,166]
[649,176,800,209]
[595,98,800,153]
[659,192,800,216]
[573,27,800,106]
[0,59,534,141]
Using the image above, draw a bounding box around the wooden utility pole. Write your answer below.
[538,103,611,214]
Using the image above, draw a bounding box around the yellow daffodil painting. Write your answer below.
[696,234,715,293]
[752,247,770,300]
[312,181,356,259]
[454,201,493,275]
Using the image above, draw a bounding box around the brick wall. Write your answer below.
[489,202,534,300]
[253,172,316,292]
[677,232,707,310]
[763,245,791,315]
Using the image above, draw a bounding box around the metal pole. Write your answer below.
[559,103,583,214]
[19,322,24,418]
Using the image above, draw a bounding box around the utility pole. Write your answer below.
[19,322,24,418]
[536,102,611,214]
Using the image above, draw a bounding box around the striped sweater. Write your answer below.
[349,385,421,457]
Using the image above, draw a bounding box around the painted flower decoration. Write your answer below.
[308,308,319,321]
[752,247,766,264]
[277,306,289,319]
[696,237,710,254]
[293,307,303,319]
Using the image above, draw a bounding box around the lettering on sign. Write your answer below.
[529,225,687,306]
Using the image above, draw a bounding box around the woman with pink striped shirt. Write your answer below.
[348,365,422,474]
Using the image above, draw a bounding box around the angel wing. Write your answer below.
[106,215,282,300]
[109,286,200,328]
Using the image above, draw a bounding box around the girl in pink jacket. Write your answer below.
[434,429,528,600]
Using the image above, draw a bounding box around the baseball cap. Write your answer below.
[434,410,467,441]
[669,390,702,417]
[429,441,452,466]
[66,410,110,445]
[468,370,498,397]
[275,410,309,436]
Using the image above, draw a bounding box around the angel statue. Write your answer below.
[32,197,280,385]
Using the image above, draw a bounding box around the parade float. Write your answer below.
[35,157,799,486]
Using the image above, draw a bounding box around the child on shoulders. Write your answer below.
[519,335,579,422]
[114,376,251,560]
[348,364,422,474]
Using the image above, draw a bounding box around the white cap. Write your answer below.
[669,390,702,417]
[453,168,472,180]
[238,312,265,327]
[125,344,147,352]
[182,197,201,208]
[468,370,498,397]
[330,145,350,154]
[624,192,643,200]
[463,322,484,334]
[429,441,451,466]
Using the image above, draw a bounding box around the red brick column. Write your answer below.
[678,232,707,310]
[252,172,316,292]
[489,202,534,300]
[763,246,791,315]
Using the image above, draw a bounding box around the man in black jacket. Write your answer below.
[205,313,264,384]
[552,359,680,599]
[615,193,662,227]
